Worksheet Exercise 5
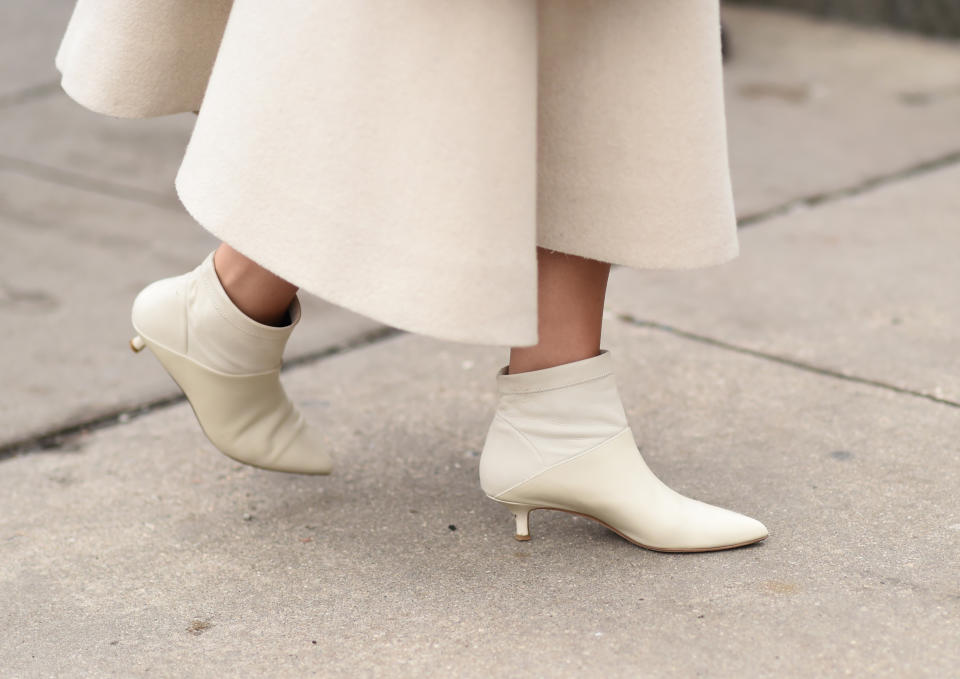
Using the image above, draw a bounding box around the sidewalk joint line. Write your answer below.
[737,149,960,227]
[616,313,960,409]
[0,80,62,109]
[0,154,181,211]
[0,324,404,462]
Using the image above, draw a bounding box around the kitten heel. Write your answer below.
[494,500,535,541]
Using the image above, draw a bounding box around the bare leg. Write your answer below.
[213,242,298,326]
[508,247,611,374]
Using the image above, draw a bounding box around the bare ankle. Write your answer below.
[213,244,297,326]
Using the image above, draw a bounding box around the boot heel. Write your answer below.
[494,500,535,541]
[129,334,146,353]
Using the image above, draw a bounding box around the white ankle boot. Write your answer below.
[479,350,768,551]
[129,250,333,474]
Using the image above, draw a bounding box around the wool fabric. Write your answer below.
[55,0,739,347]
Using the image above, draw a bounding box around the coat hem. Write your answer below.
[55,66,192,120]
[172,172,542,350]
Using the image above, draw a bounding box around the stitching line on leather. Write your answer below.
[493,412,547,466]
[494,425,632,500]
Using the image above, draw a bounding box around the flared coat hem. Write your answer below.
[54,0,739,347]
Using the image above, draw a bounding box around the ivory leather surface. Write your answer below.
[57,0,738,346]
[479,350,767,550]
[130,252,333,474]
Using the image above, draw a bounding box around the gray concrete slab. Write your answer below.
[0,171,385,449]
[0,92,191,205]
[722,5,960,218]
[606,161,960,404]
[1,321,956,677]
[0,0,73,101]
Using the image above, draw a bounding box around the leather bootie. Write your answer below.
[479,349,767,551]
[129,250,332,474]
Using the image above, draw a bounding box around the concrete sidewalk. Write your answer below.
[2,4,958,677]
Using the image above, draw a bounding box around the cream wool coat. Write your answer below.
[55,0,738,347]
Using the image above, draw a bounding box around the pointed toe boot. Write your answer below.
[478,350,767,551]
[129,250,333,475]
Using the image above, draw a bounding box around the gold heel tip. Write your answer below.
[130,335,146,353]
[514,534,531,542]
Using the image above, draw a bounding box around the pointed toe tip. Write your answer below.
[274,447,335,476]
[258,454,334,475]
[220,430,335,475]
[740,517,769,545]
[304,459,335,476]
[695,511,768,550]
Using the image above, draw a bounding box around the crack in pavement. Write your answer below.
[737,149,960,227]
[615,313,960,409]
[0,325,405,462]
[0,80,62,110]
[0,154,180,211]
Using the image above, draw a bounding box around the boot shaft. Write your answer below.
[479,350,630,497]
[131,250,300,374]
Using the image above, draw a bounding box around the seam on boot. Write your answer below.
[493,425,633,500]
[132,324,282,378]
[492,411,547,467]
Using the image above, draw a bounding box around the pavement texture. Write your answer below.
[1,3,958,678]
